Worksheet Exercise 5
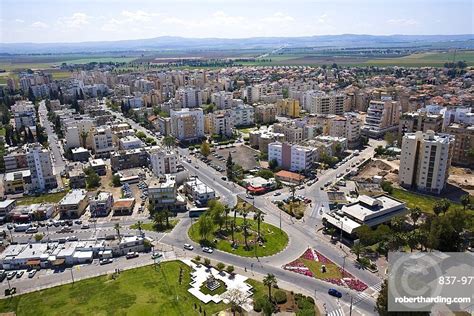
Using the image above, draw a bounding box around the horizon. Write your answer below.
[1,0,472,44]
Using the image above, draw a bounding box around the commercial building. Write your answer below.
[274,170,305,184]
[11,101,37,131]
[184,177,216,206]
[445,123,474,168]
[170,108,205,142]
[149,148,178,176]
[322,194,406,236]
[399,112,443,134]
[254,104,277,124]
[230,103,255,127]
[303,91,345,115]
[362,97,401,137]
[399,131,454,194]
[268,141,316,172]
[25,143,57,192]
[89,192,114,217]
[112,198,135,215]
[276,99,300,118]
[148,175,183,212]
[58,189,89,218]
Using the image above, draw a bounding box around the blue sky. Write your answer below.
[1,0,472,43]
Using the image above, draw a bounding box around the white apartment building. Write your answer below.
[362,97,401,137]
[399,131,454,194]
[303,91,345,115]
[149,148,178,176]
[268,141,315,172]
[118,136,144,150]
[245,85,262,104]
[329,113,362,148]
[25,143,57,192]
[208,110,234,137]
[231,103,255,127]
[91,126,114,156]
[11,101,37,131]
[64,117,95,149]
[211,91,233,109]
[177,87,202,108]
[170,108,205,141]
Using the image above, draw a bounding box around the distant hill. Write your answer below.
[1,34,473,54]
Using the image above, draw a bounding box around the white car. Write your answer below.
[202,247,213,254]
[184,243,194,250]
[273,192,281,196]
[28,270,37,278]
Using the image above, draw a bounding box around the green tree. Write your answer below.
[216,262,225,272]
[268,159,278,170]
[327,227,337,240]
[80,130,89,148]
[209,200,225,231]
[409,207,422,228]
[254,209,265,242]
[114,223,121,241]
[163,135,175,148]
[263,273,277,301]
[226,265,235,274]
[374,145,385,156]
[240,210,250,249]
[200,140,211,157]
[351,242,365,261]
[84,167,101,189]
[226,152,234,180]
[197,214,214,241]
[384,132,396,147]
[256,169,274,180]
[460,194,471,210]
[111,174,121,187]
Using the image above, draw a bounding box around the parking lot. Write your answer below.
[208,144,259,172]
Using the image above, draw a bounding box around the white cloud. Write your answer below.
[31,21,49,28]
[57,13,90,28]
[121,10,159,22]
[15,19,24,23]
[261,12,294,23]
[387,18,418,26]
[317,14,328,24]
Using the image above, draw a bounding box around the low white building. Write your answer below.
[184,177,216,206]
[118,135,144,150]
[89,192,114,217]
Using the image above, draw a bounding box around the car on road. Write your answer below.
[16,270,25,278]
[81,224,90,229]
[202,247,213,254]
[67,236,78,241]
[273,192,281,196]
[328,288,343,298]
[187,158,192,163]
[6,271,16,280]
[74,220,82,225]
[25,227,38,234]
[194,165,199,169]
[126,252,139,259]
[151,252,163,259]
[58,227,74,233]
[99,258,113,265]
[184,243,194,250]
[246,195,254,199]
[28,270,37,278]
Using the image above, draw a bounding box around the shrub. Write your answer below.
[194,255,201,262]
[204,258,211,266]
[216,262,225,271]
[226,265,235,274]
[273,290,287,304]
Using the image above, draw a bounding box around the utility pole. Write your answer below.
[349,294,353,316]
[70,268,75,284]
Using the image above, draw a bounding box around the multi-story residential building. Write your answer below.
[445,123,474,167]
[276,99,300,118]
[58,189,88,218]
[399,131,454,194]
[11,101,37,131]
[245,85,262,104]
[148,175,178,211]
[156,117,172,136]
[211,91,233,109]
[91,126,114,157]
[207,110,234,137]
[303,91,345,115]
[399,112,443,134]
[149,148,178,176]
[118,136,144,150]
[273,123,304,143]
[230,103,254,127]
[177,87,202,108]
[254,104,277,124]
[328,113,362,148]
[4,170,31,194]
[89,192,114,217]
[170,108,204,142]
[64,117,95,149]
[110,148,148,171]
[268,141,316,172]
[362,97,401,137]
[249,128,285,153]
[3,147,28,172]
[25,143,57,192]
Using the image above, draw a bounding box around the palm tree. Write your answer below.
[80,130,89,148]
[240,210,249,249]
[351,242,365,261]
[253,209,264,242]
[327,227,336,240]
[137,220,143,235]
[231,207,237,246]
[163,135,175,148]
[153,211,165,228]
[409,207,422,228]
[163,206,170,228]
[224,206,230,231]
[114,223,121,241]
[263,273,277,301]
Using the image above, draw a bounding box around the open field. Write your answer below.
[15,191,68,206]
[390,188,461,214]
[0,261,228,316]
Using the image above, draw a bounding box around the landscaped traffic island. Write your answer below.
[188,217,289,257]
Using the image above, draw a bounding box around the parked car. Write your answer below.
[25,227,38,234]
[67,236,78,241]
[6,271,16,280]
[74,220,82,225]
[202,247,213,254]
[81,224,90,229]
[99,258,113,265]
[151,252,163,259]
[126,252,139,259]
[328,289,342,298]
[273,192,281,196]
[16,270,25,278]
[28,270,37,278]
[59,227,73,233]
[184,243,194,250]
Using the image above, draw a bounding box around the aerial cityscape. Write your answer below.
[0,0,473,315]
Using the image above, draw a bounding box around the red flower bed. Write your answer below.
[301,248,315,260]
[345,279,368,291]
[322,278,345,286]
[315,251,332,264]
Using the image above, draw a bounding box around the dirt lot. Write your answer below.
[353,159,399,183]
[448,166,474,195]
[210,144,259,172]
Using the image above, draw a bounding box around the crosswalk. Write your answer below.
[370,281,383,293]
[326,307,344,316]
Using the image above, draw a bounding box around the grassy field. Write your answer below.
[391,188,461,214]
[15,192,68,206]
[301,258,342,279]
[0,261,228,316]
[189,217,288,257]
[130,219,179,233]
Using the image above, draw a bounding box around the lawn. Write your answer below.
[391,188,461,214]
[130,219,179,233]
[189,217,288,257]
[0,261,227,316]
[301,259,342,279]
[15,192,68,206]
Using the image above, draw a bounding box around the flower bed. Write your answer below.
[283,248,368,292]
